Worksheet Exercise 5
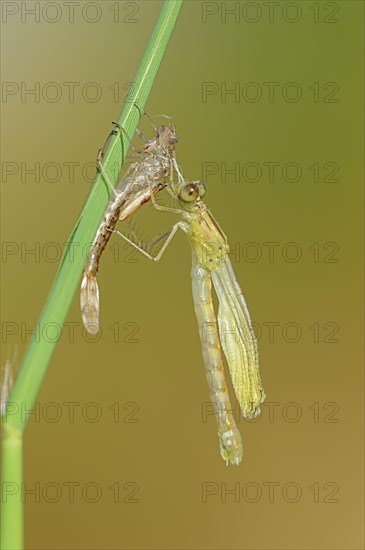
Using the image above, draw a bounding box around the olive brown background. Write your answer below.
[1,1,364,548]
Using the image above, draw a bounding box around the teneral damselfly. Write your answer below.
[113,164,265,464]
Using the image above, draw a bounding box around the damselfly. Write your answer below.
[113,164,265,465]
[80,118,178,334]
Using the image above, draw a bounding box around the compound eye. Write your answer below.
[180,183,199,203]
[197,182,206,198]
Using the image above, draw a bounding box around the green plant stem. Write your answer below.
[0,1,183,548]
[1,426,23,549]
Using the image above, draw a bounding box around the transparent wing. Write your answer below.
[211,257,265,419]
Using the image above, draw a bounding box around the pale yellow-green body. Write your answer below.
[175,193,265,464]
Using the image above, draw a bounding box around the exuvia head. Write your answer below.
[157,125,178,152]
[141,124,177,156]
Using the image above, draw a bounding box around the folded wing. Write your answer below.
[211,257,265,419]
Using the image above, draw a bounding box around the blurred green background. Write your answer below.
[1,1,363,548]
